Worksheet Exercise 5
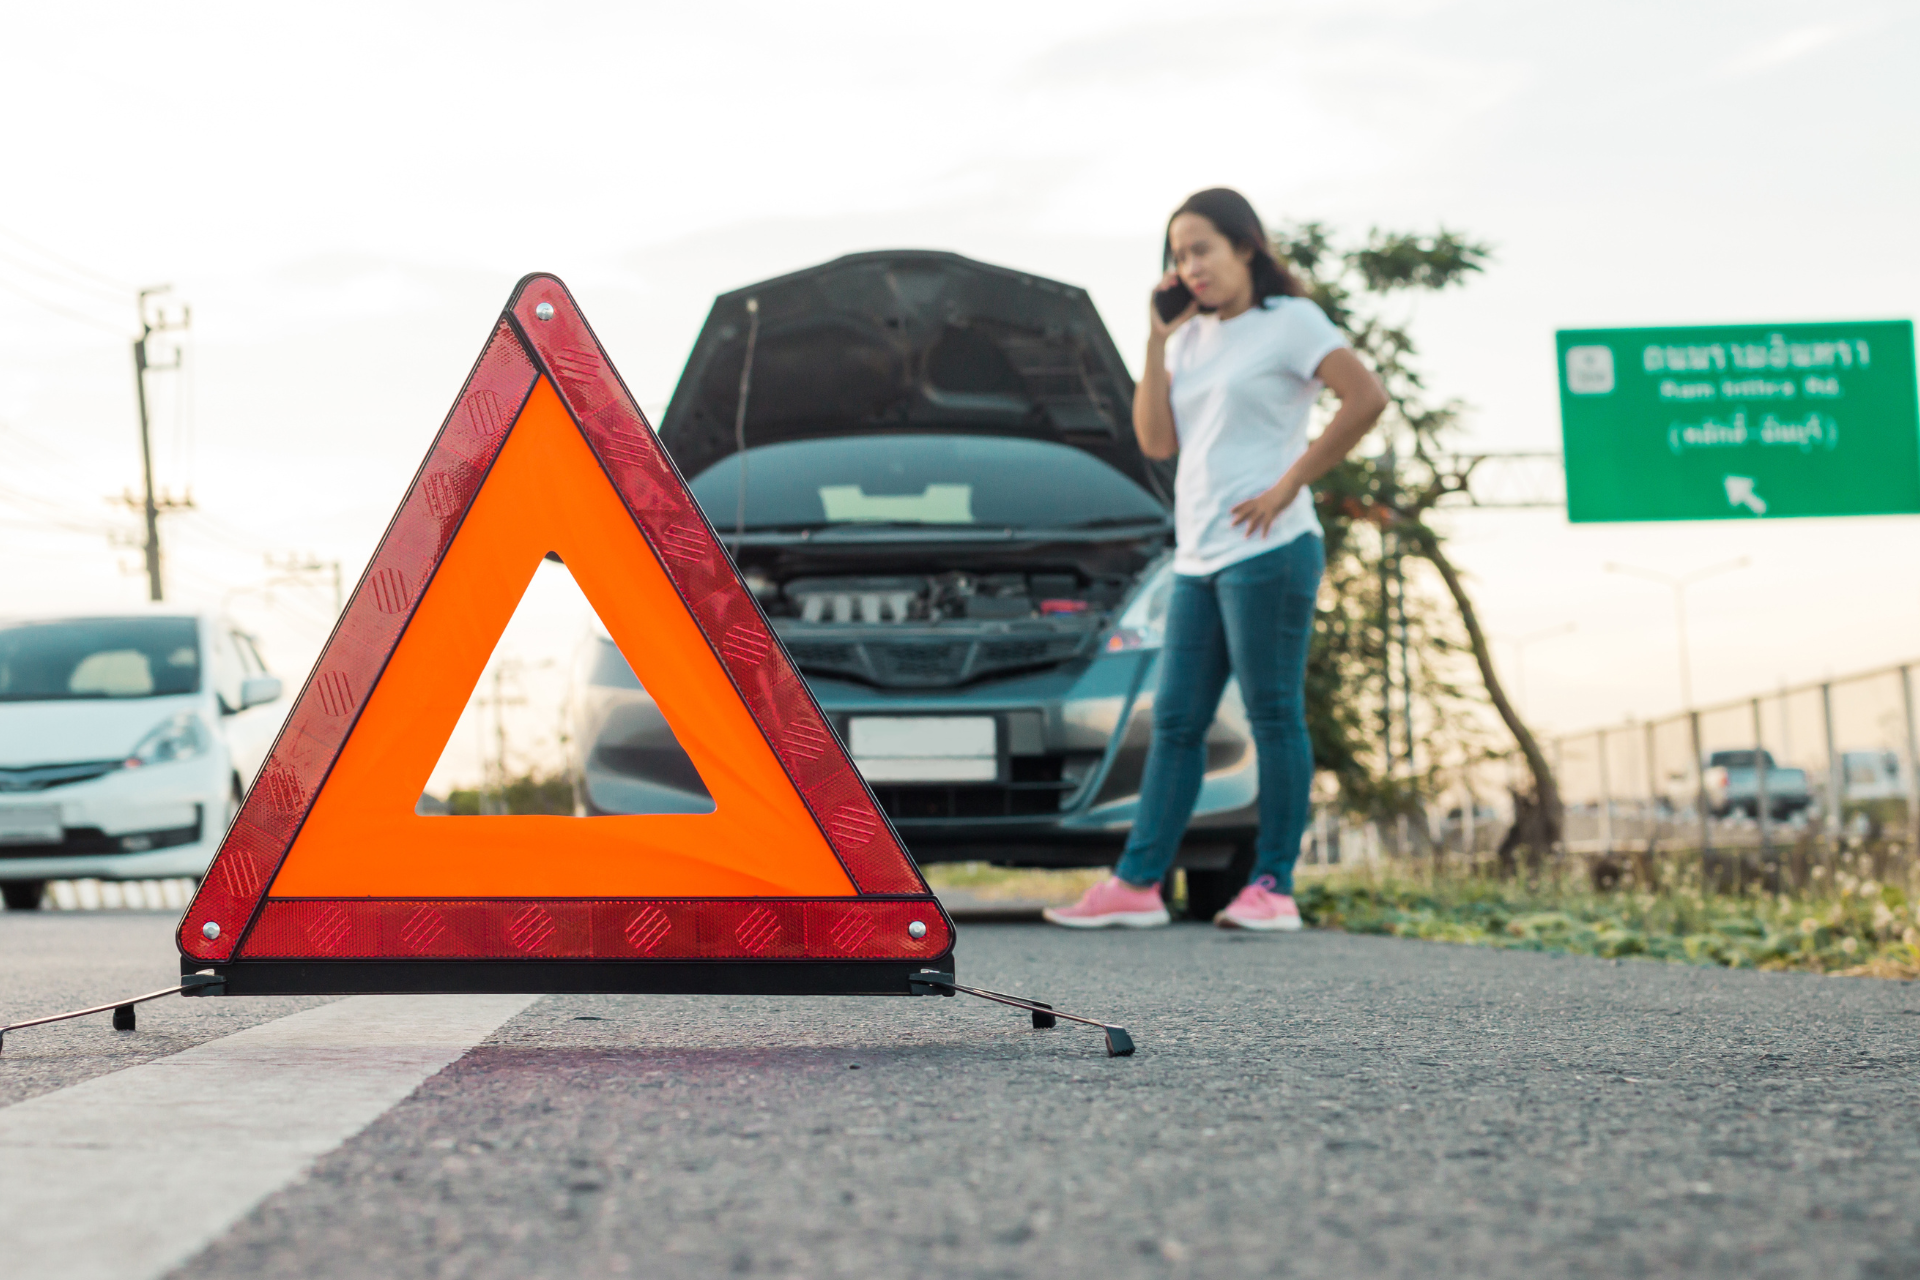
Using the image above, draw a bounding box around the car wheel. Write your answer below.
[2,880,46,911]
[1182,842,1255,922]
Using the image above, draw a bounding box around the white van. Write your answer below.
[1842,750,1908,803]
[0,610,284,909]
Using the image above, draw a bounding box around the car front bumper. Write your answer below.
[810,648,1259,868]
[0,754,228,882]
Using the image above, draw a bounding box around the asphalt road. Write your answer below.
[4,912,1919,1279]
[0,911,334,1108]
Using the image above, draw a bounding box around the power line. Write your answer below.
[218,581,338,634]
[0,224,135,295]
[0,513,124,538]
[0,484,126,537]
[0,272,127,336]
[0,418,90,473]
[174,510,270,555]
[0,244,129,306]
[264,553,344,618]
[173,326,196,486]
[0,226,152,373]
[0,479,115,522]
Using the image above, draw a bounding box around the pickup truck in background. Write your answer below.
[1704,750,1812,820]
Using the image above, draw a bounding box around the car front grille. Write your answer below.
[0,760,124,792]
[871,642,970,683]
[783,641,859,669]
[978,638,1054,666]
[779,632,1095,689]
[869,755,1073,821]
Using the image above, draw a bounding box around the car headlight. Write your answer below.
[125,711,211,768]
[1105,559,1175,652]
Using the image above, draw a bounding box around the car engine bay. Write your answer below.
[774,570,1127,625]
[747,569,1134,689]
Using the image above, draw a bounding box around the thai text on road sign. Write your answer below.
[1556,320,1919,522]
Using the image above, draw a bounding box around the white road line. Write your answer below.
[0,993,537,1280]
[46,879,199,911]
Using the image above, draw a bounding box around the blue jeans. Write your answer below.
[1114,533,1323,895]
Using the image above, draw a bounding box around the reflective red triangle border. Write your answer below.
[178,274,947,978]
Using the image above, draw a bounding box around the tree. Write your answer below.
[449,770,575,816]
[1277,223,1563,867]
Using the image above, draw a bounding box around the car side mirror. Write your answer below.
[239,674,283,710]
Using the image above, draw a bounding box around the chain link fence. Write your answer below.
[1307,660,1920,893]
[1547,661,1918,892]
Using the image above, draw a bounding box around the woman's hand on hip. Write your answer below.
[1230,476,1305,540]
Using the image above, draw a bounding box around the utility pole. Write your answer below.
[131,286,191,601]
[471,660,530,814]
[492,666,511,814]
[1396,549,1413,769]
[1379,441,1396,773]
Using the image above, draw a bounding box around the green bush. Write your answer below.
[447,771,575,816]
[1294,868,1920,977]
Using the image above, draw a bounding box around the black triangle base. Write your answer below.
[184,956,952,997]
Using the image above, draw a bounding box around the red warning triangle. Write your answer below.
[178,276,951,994]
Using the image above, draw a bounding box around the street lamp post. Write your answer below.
[1494,622,1577,718]
[1604,558,1749,712]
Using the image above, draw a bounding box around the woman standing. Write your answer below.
[1045,188,1385,931]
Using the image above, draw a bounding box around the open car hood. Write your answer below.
[656,250,1169,502]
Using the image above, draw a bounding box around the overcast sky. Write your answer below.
[1,0,1915,788]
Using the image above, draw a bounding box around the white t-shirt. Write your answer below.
[1163,295,1347,576]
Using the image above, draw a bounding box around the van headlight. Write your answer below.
[1105,560,1175,653]
[125,712,210,768]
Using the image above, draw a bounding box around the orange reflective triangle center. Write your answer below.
[275,377,854,900]
[178,276,946,973]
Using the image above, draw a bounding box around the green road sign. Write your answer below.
[1556,320,1920,522]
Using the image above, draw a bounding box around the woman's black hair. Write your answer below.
[1163,187,1304,309]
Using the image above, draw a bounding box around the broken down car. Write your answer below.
[569,250,1266,918]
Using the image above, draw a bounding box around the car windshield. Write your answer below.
[686,434,1166,531]
[0,617,201,701]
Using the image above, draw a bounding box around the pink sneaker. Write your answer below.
[1215,877,1302,931]
[1042,876,1170,929]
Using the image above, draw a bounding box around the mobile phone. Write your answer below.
[1154,280,1194,322]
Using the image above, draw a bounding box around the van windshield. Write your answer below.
[0,617,201,701]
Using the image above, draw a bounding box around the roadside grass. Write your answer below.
[927,862,1920,978]
[1298,866,1920,977]
[924,863,1104,903]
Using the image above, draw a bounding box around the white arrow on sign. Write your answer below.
[1724,475,1768,515]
